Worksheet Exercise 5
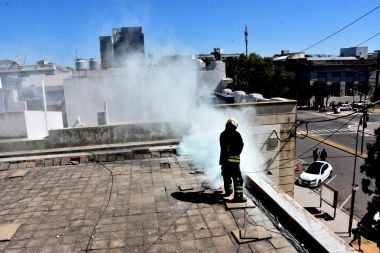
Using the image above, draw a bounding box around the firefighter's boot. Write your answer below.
[232,179,247,203]
[232,192,247,203]
[221,175,233,197]
[219,183,233,197]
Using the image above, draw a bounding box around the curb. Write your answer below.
[299,132,367,159]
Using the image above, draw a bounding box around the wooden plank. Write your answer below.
[8,170,28,178]
[0,224,21,241]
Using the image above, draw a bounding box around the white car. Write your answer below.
[298,161,333,187]
[339,104,352,111]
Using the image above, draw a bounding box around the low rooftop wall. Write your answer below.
[0,119,190,154]
[246,173,354,253]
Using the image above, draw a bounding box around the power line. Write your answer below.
[305,111,358,123]
[85,153,114,252]
[314,32,380,67]
[303,5,380,52]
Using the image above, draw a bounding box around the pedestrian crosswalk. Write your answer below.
[295,158,307,165]
[297,128,370,136]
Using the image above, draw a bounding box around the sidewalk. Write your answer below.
[294,184,379,252]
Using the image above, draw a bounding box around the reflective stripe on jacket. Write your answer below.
[227,155,240,163]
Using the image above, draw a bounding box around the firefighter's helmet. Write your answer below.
[226,118,238,129]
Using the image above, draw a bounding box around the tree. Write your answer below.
[329,83,341,97]
[200,57,212,67]
[311,81,330,108]
[225,55,249,90]
[355,82,373,101]
[295,84,313,108]
[224,54,295,98]
[360,126,380,232]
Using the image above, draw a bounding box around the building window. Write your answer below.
[332,72,341,83]
[359,72,367,83]
[317,72,327,82]
[330,83,340,96]
[346,72,354,77]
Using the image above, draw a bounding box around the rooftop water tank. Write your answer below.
[89,58,99,70]
[75,59,86,71]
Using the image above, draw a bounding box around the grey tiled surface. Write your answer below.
[0,154,297,252]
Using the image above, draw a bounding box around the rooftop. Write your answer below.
[0,148,300,252]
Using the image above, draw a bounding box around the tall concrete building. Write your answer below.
[99,27,145,68]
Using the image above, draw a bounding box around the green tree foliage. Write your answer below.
[312,80,330,107]
[329,83,341,97]
[355,82,373,100]
[224,54,295,98]
[360,127,380,231]
[200,57,213,67]
[296,84,313,107]
[224,54,249,90]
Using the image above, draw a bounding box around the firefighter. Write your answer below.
[219,118,247,203]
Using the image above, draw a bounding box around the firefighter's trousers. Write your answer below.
[221,164,244,197]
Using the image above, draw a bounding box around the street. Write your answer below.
[295,109,380,220]
[297,110,380,154]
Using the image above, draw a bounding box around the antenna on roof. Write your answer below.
[74,41,77,60]
[244,26,248,56]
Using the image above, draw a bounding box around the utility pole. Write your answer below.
[348,111,362,236]
[358,92,368,155]
[245,26,248,57]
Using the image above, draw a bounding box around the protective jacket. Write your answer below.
[219,127,244,165]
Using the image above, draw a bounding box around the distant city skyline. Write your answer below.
[0,0,379,68]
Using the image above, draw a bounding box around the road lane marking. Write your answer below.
[325,175,336,185]
[296,132,368,159]
[317,175,337,192]
[339,194,352,210]
[295,158,307,165]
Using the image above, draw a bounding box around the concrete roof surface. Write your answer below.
[0,151,298,253]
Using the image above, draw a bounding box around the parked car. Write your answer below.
[298,161,333,187]
[338,104,352,111]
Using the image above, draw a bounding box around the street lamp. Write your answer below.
[352,90,368,155]
[348,183,360,237]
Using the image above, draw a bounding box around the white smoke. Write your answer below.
[118,48,263,190]
[178,104,263,189]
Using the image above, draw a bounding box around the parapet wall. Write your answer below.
[246,173,354,253]
[0,119,189,154]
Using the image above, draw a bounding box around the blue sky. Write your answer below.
[1,0,379,68]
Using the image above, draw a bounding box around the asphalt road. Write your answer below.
[297,110,380,155]
[295,109,380,220]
